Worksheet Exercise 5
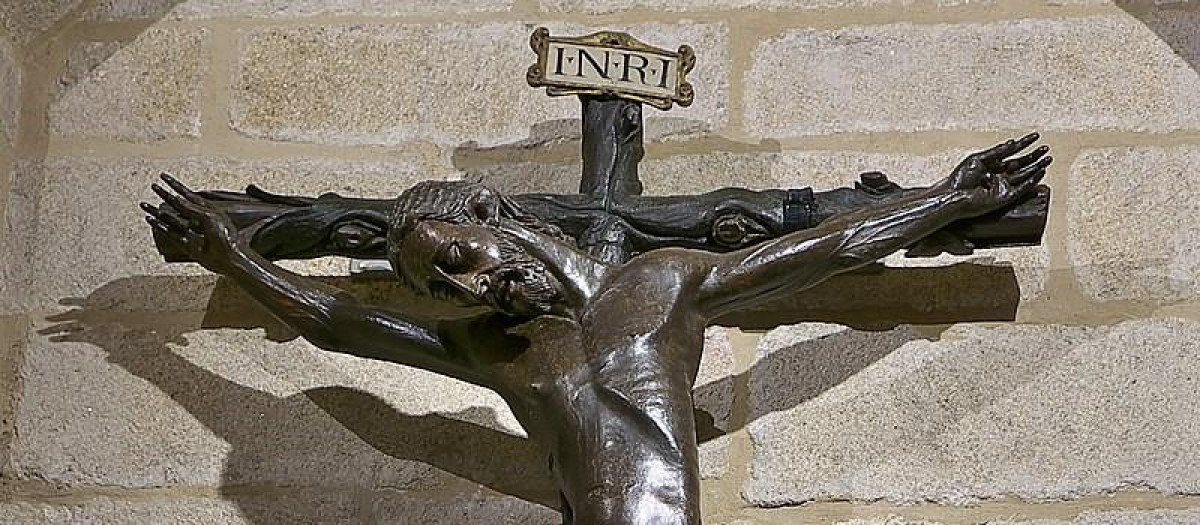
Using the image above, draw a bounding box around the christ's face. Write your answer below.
[396,220,560,317]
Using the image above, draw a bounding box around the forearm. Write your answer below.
[222,247,475,381]
[820,187,972,266]
[224,246,354,343]
[701,188,972,315]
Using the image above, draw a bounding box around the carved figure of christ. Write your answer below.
[142,134,1049,525]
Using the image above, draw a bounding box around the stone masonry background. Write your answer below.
[1,0,1199,524]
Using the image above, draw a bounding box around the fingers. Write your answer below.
[1021,167,1047,188]
[151,182,202,219]
[144,213,206,251]
[143,215,175,238]
[978,132,1040,161]
[142,206,191,242]
[1011,173,1046,200]
[1009,155,1053,185]
[142,198,199,248]
[140,202,190,232]
[977,139,1016,162]
[152,174,217,223]
[160,173,203,205]
[245,184,314,206]
[1012,131,1040,151]
[1002,159,1048,203]
[1001,145,1049,173]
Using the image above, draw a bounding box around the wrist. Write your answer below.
[928,179,953,195]
[220,243,255,273]
[920,178,962,200]
[950,188,990,217]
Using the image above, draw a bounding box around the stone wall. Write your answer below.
[1,1,1199,524]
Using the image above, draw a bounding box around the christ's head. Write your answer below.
[387,181,565,317]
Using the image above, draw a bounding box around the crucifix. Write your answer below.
[142,28,1050,525]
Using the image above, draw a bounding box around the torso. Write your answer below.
[460,253,710,524]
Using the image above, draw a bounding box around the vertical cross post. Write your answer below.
[526,28,696,264]
[577,97,645,263]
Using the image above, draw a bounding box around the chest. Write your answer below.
[484,296,705,391]
[581,263,701,346]
[463,263,708,402]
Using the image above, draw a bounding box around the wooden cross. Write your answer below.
[155,28,1047,268]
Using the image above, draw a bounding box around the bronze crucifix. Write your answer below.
[142,29,1051,525]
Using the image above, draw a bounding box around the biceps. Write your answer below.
[697,236,849,316]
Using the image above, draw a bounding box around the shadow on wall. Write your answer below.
[38,276,562,520]
[40,264,1001,522]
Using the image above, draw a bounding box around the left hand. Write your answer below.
[141,174,245,274]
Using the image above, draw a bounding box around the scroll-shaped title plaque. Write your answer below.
[527,27,695,110]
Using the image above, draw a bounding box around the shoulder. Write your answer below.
[616,247,716,285]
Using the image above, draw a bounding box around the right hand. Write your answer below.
[940,132,1052,216]
[141,174,245,274]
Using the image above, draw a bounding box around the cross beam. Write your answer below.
[153,29,1048,266]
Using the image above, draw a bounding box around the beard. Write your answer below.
[490,233,560,315]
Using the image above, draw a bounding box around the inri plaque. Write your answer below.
[527,27,696,110]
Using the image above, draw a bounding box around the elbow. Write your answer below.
[281,301,345,351]
[301,327,341,352]
[293,316,342,352]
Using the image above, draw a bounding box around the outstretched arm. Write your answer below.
[143,175,491,387]
[696,133,1051,318]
